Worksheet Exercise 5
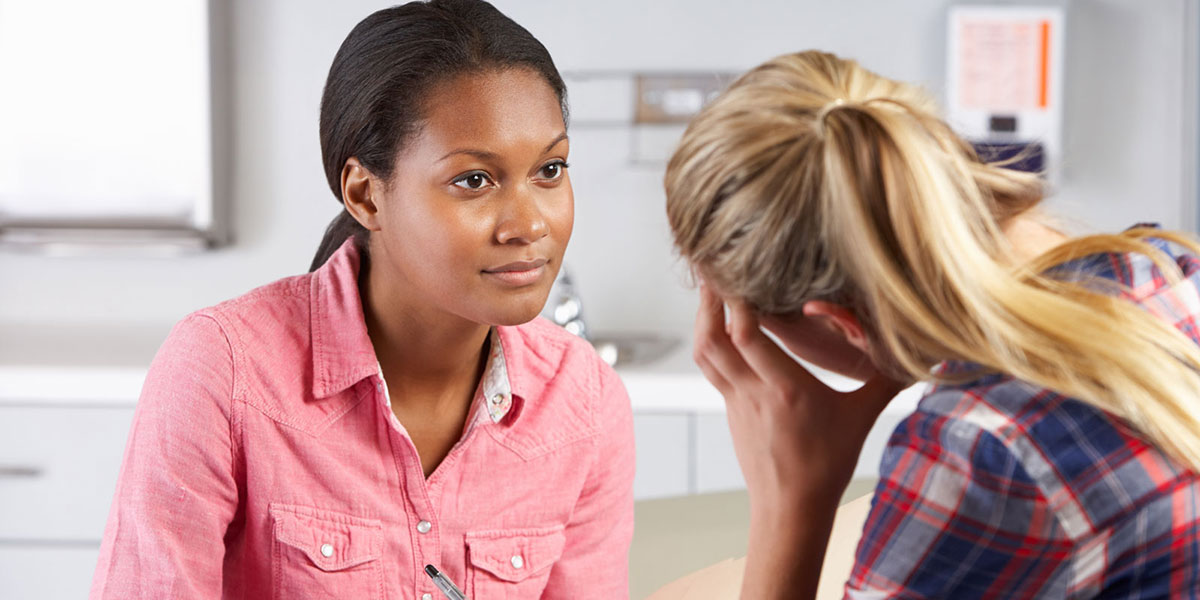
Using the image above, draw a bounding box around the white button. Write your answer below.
[422,594,433,600]
[490,393,505,405]
[320,543,333,557]
[511,554,524,569]
[416,520,432,534]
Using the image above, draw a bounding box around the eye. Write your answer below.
[537,160,569,181]
[452,171,493,190]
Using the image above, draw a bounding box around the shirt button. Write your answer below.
[491,393,505,405]
[422,594,433,600]
[320,543,333,558]
[511,554,524,569]
[416,520,432,534]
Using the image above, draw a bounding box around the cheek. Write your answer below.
[389,198,487,261]
[548,189,575,245]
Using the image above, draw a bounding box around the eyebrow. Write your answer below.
[438,132,569,162]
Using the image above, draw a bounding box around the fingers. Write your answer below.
[694,285,755,389]
[694,354,731,395]
[726,300,823,394]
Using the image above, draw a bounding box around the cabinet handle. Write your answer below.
[0,465,44,479]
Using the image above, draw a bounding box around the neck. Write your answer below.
[359,252,491,409]
[1001,210,1069,265]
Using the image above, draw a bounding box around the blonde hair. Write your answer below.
[666,50,1200,472]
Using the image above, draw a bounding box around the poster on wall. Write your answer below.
[946,5,1065,182]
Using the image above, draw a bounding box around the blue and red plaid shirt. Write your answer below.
[848,232,1200,598]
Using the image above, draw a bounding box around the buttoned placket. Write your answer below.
[372,329,514,598]
[375,364,445,599]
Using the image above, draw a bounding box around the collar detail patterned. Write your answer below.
[478,327,513,424]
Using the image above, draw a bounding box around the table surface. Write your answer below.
[629,478,878,599]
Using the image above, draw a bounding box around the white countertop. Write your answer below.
[0,325,922,484]
[0,322,925,416]
[0,345,925,418]
[614,339,924,415]
[0,365,148,405]
[0,321,163,405]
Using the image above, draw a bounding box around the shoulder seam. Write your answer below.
[186,312,243,477]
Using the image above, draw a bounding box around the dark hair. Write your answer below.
[309,0,568,271]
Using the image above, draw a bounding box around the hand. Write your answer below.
[692,285,905,599]
[694,285,904,501]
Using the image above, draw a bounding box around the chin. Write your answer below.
[488,306,545,327]
[480,291,550,327]
[468,278,556,326]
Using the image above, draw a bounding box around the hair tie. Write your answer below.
[817,98,848,122]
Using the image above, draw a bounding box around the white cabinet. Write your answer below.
[0,404,133,599]
[694,414,744,494]
[0,549,100,600]
[0,369,138,600]
[0,406,134,540]
[632,414,691,499]
[0,547,102,600]
[623,361,926,500]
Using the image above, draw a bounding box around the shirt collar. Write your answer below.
[310,238,379,399]
[309,238,525,426]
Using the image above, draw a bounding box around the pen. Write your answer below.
[424,564,470,600]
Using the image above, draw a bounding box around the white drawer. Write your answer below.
[695,414,745,494]
[0,545,99,600]
[633,414,691,499]
[0,405,134,541]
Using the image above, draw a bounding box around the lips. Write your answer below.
[485,259,548,273]
[483,258,549,287]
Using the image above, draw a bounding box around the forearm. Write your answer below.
[741,493,841,600]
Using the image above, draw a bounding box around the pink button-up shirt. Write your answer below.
[90,239,636,599]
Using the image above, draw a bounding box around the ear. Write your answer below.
[801,300,870,354]
[341,157,383,231]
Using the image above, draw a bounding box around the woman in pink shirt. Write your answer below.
[90,1,635,598]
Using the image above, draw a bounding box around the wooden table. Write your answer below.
[630,479,878,599]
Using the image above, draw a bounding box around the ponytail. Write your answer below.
[666,50,1200,473]
[309,210,368,272]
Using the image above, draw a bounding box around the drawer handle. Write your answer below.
[0,465,44,479]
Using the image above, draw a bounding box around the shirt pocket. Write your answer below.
[465,525,567,600]
[269,503,385,600]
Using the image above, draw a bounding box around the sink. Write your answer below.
[590,333,681,368]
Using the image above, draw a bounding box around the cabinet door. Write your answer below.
[0,545,99,600]
[0,405,134,541]
[695,414,745,494]
[633,414,691,499]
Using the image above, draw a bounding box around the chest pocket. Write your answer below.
[270,503,385,600]
[466,525,566,599]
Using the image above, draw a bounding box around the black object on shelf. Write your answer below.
[971,140,1046,175]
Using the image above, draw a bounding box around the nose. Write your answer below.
[495,186,549,245]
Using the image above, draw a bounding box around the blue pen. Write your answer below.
[424,564,470,600]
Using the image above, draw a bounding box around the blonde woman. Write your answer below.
[666,50,1200,598]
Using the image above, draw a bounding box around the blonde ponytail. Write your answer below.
[666,50,1200,473]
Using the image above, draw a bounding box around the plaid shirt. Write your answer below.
[848,233,1200,599]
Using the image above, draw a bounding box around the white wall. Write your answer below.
[0,0,1194,349]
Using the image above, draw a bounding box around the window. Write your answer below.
[0,0,226,252]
